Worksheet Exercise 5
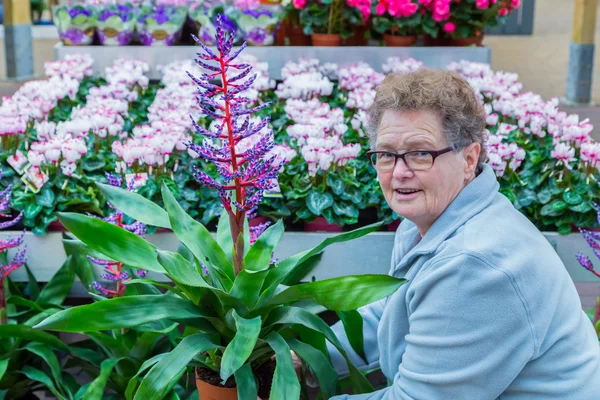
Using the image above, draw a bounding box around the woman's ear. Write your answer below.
[463,143,481,181]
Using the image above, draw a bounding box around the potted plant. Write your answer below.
[279,0,312,45]
[576,210,600,340]
[235,0,283,46]
[96,2,137,46]
[189,1,241,46]
[372,0,422,46]
[299,0,364,46]
[33,18,406,399]
[53,2,97,45]
[136,2,187,46]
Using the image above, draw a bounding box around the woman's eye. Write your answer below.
[413,151,430,158]
[380,152,395,159]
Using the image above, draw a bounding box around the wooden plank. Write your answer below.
[3,0,32,25]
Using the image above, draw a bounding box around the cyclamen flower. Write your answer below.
[187,16,281,275]
[275,72,334,99]
[551,142,576,167]
[376,0,418,17]
[89,173,147,297]
[382,57,423,74]
[347,0,372,22]
[580,142,600,168]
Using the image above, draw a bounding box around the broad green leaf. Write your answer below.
[0,360,8,381]
[156,250,211,288]
[125,278,186,298]
[280,252,323,286]
[0,325,69,350]
[229,268,271,309]
[267,275,406,311]
[217,211,233,262]
[125,354,165,400]
[83,358,121,400]
[265,306,374,394]
[21,366,66,400]
[307,191,333,215]
[97,182,170,228]
[34,295,211,332]
[161,184,233,290]
[135,334,220,400]
[563,191,583,205]
[129,332,162,361]
[24,342,64,393]
[220,311,262,382]
[337,310,367,363]
[37,254,77,306]
[7,296,44,312]
[62,239,116,263]
[259,223,383,306]
[266,332,300,400]
[86,331,129,358]
[233,363,258,400]
[286,338,338,399]
[58,212,164,273]
[244,219,284,272]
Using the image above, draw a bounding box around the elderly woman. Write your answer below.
[326,70,600,399]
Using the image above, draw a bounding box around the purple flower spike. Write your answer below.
[576,204,600,278]
[106,173,123,188]
[1,247,27,279]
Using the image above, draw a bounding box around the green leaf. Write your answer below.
[156,250,211,288]
[37,254,77,306]
[266,332,301,400]
[33,295,212,332]
[24,342,64,394]
[0,325,69,350]
[58,212,165,273]
[161,184,233,290]
[266,275,405,311]
[217,211,233,262]
[259,223,383,306]
[536,188,552,204]
[7,295,44,312]
[337,310,367,363]
[220,311,262,382]
[125,354,165,400]
[25,203,43,219]
[229,268,271,309]
[286,338,338,399]
[24,264,41,301]
[97,182,170,228]
[0,359,8,381]
[233,364,258,400]
[563,191,583,205]
[135,334,220,400]
[83,358,121,400]
[516,189,537,207]
[62,239,115,263]
[280,252,323,286]
[265,306,374,394]
[82,158,106,172]
[36,187,55,208]
[326,175,345,196]
[306,191,333,215]
[21,366,66,400]
[244,219,284,272]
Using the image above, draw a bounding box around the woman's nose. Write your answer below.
[392,158,414,179]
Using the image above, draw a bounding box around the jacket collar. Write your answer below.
[392,164,499,273]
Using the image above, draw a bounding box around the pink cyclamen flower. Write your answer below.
[498,8,508,16]
[293,0,307,9]
[476,0,489,9]
[551,142,576,166]
[443,21,455,34]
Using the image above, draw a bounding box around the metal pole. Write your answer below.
[2,0,34,81]
[564,0,598,105]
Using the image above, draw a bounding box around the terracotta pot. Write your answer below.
[304,216,342,232]
[289,25,311,46]
[275,18,289,46]
[387,219,401,232]
[196,378,238,400]
[311,33,342,47]
[249,216,270,227]
[445,35,484,46]
[383,34,417,47]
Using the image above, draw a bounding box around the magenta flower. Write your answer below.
[187,16,281,275]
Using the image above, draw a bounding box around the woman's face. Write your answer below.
[376,109,480,236]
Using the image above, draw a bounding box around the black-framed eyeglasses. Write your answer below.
[366,147,455,171]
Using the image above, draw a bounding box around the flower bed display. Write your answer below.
[53,0,521,47]
[1,54,598,235]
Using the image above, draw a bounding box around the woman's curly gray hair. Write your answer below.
[366,69,487,172]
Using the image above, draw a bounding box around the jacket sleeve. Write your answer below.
[331,252,535,400]
[326,297,386,377]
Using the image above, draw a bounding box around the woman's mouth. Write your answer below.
[394,189,422,200]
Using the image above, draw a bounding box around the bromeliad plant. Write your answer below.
[34,17,405,400]
[576,205,600,340]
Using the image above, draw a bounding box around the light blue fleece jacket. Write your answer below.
[329,164,600,399]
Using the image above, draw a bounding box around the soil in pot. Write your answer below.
[195,359,276,400]
[311,33,342,46]
[383,34,417,47]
